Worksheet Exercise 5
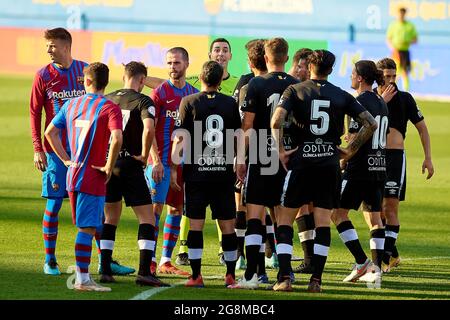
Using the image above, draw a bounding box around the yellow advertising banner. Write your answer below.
[91,31,210,80]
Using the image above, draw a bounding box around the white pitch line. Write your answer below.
[129,275,223,300]
[326,256,450,266]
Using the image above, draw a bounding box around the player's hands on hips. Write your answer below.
[34,151,48,171]
[152,161,164,183]
[236,163,247,183]
[92,165,113,183]
[170,167,181,192]
[279,147,298,172]
[422,158,434,179]
[381,84,397,103]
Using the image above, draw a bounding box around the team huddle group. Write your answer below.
[31,27,434,293]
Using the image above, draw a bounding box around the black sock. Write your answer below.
[276,225,293,281]
[311,227,331,281]
[222,232,238,277]
[392,245,399,258]
[370,228,385,268]
[244,219,262,281]
[383,225,400,264]
[296,213,315,265]
[235,211,246,259]
[265,213,276,256]
[336,220,367,264]
[257,224,267,276]
[137,223,155,277]
[100,223,117,276]
[187,230,203,280]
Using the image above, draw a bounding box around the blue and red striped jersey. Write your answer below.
[52,93,123,196]
[148,80,198,166]
[30,60,88,153]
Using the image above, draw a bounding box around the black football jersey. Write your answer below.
[375,85,424,139]
[241,72,299,163]
[178,91,241,182]
[278,79,366,169]
[106,89,155,157]
[345,91,389,181]
[232,72,254,102]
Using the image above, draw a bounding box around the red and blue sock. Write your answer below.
[160,213,181,265]
[42,198,62,263]
[75,231,93,283]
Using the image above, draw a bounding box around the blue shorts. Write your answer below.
[68,191,104,228]
[145,165,170,204]
[42,152,68,199]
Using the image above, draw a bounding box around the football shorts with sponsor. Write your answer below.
[145,164,184,208]
[384,149,406,201]
[106,157,152,207]
[340,179,384,212]
[242,163,286,207]
[42,152,68,199]
[184,180,236,220]
[68,191,104,228]
[280,165,341,210]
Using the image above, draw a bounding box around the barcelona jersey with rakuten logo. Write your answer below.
[30,60,88,153]
[52,93,123,196]
[148,80,198,166]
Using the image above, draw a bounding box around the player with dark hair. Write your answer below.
[375,57,434,272]
[170,61,241,287]
[99,61,169,287]
[332,60,389,285]
[45,62,123,292]
[230,38,299,289]
[271,50,377,292]
[288,48,313,82]
[30,27,87,275]
[145,47,197,276]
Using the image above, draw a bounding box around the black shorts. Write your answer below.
[242,163,286,207]
[106,157,152,207]
[340,179,384,212]
[384,149,406,201]
[185,180,236,220]
[398,50,411,73]
[280,165,341,210]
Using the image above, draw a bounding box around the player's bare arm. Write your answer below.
[133,118,155,165]
[339,110,377,160]
[236,111,255,182]
[169,134,183,192]
[143,76,165,89]
[149,116,164,183]
[44,123,71,167]
[271,107,297,171]
[92,129,123,183]
[415,119,434,179]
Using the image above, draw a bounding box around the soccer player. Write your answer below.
[375,58,434,272]
[30,27,88,275]
[271,50,377,292]
[171,60,241,287]
[332,60,389,285]
[146,47,197,276]
[386,7,418,91]
[99,61,169,287]
[45,62,123,292]
[231,38,299,289]
[233,39,268,271]
[288,48,313,82]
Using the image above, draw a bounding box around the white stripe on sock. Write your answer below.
[138,239,155,251]
[385,231,398,239]
[259,243,266,253]
[245,234,262,246]
[100,240,115,250]
[339,229,359,243]
[235,229,246,237]
[276,243,293,255]
[224,250,238,262]
[370,238,385,250]
[188,248,203,260]
[159,257,171,265]
[314,244,329,257]
[299,230,315,242]
[266,225,274,234]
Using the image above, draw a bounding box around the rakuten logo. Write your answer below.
[53,89,86,100]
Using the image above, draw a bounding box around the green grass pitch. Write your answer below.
[0,74,449,300]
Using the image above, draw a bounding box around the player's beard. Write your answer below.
[170,70,186,80]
